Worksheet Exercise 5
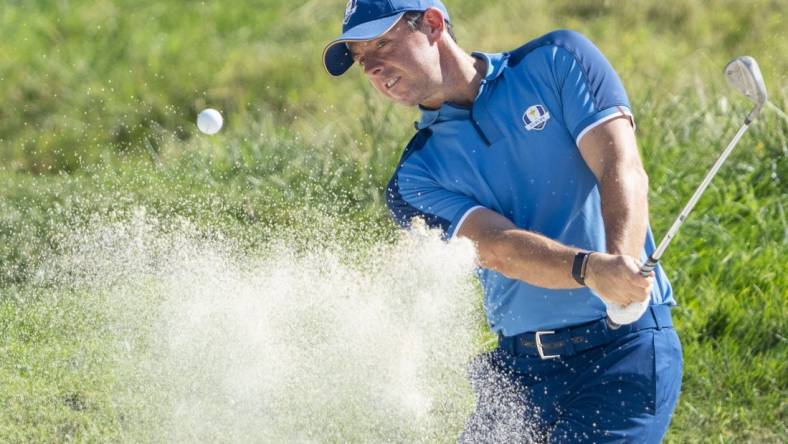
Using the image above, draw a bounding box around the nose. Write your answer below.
[363,58,384,77]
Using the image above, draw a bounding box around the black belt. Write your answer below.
[498,305,673,360]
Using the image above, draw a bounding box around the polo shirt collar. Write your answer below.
[415,51,509,132]
[473,51,508,86]
[417,102,468,129]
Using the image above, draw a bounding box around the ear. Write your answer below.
[422,7,445,40]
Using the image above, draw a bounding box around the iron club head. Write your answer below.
[724,56,768,123]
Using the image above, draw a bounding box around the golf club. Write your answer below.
[606,56,768,327]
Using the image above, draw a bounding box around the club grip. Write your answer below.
[639,256,658,277]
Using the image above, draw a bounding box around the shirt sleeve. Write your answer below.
[385,130,483,240]
[547,30,635,144]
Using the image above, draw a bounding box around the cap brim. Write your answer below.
[323,12,406,77]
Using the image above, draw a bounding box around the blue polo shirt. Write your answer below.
[385,30,675,336]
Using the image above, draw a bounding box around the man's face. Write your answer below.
[348,18,443,107]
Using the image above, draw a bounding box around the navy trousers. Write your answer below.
[462,308,683,443]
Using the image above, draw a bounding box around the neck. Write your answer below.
[420,42,487,110]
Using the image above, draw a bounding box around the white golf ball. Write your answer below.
[197,108,223,135]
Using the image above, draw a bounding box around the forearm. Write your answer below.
[598,166,649,257]
[458,207,653,305]
[479,228,582,289]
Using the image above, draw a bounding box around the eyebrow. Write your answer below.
[347,37,381,60]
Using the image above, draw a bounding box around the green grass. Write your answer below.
[1,0,786,442]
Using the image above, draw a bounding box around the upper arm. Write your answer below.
[386,151,483,240]
[455,207,518,270]
[577,115,644,182]
[455,207,517,241]
[538,31,642,181]
[541,31,632,144]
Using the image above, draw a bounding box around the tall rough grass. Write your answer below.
[0,0,786,442]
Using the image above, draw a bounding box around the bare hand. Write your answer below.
[584,253,653,306]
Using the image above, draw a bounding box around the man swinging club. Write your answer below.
[323,1,682,442]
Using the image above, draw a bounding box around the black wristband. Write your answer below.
[572,251,593,286]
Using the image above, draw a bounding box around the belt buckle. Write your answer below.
[535,330,559,360]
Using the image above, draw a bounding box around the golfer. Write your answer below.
[324,1,682,442]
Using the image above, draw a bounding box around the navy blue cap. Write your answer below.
[323,0,451,76]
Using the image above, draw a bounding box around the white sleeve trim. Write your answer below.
[575,108,635,146]
[450,205,486,240]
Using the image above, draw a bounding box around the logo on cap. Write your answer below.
[343,0,358,25]
[523,105,550,131]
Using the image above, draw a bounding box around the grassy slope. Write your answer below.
[1,0,786,441]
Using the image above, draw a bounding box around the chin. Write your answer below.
[387,91,420,107]
[380,93,410,106]
[394,97,419,107]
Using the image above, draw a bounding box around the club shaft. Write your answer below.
[639,120,751,275]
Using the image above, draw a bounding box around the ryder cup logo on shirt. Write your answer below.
[523,104,550,131]
[343,0,358,25]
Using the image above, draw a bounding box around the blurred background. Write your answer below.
[0,0,786,442]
